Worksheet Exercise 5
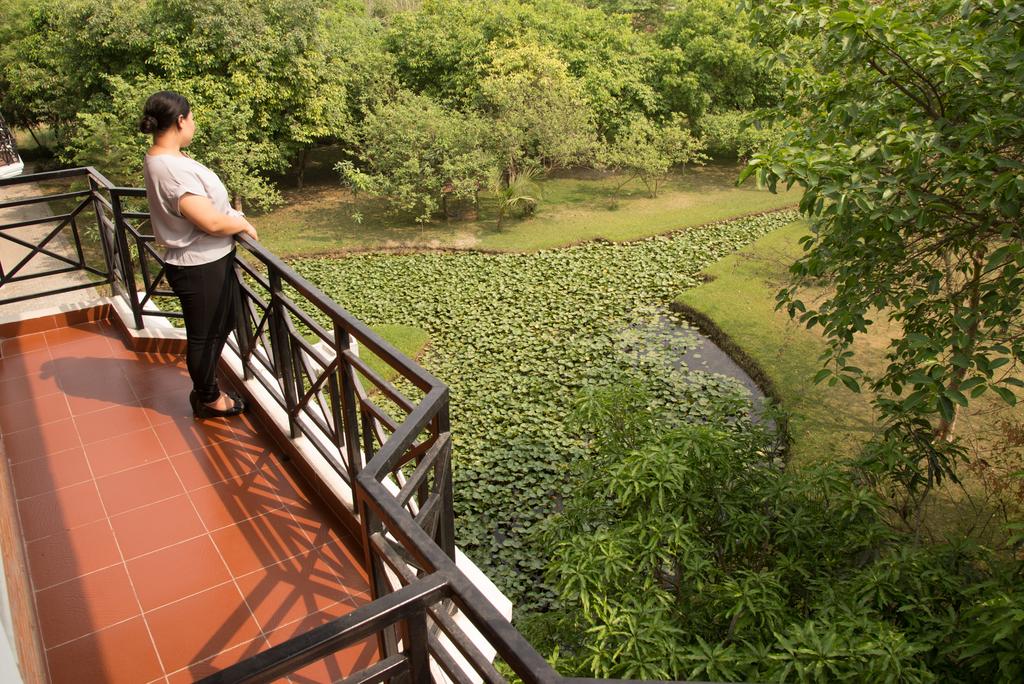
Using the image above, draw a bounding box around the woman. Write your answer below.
[140,90,258,419]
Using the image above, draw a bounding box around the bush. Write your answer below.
[699,110,783,161]
[526,376,1024,681]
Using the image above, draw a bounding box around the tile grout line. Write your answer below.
[26,516,209,592]
[270,482,369,619]
[5,389,149,439]
[9,455,92,502]
[161,633,272,683]
[20,473,294,546]
[13,423,166,484]
[88,374,262,676]
[166,447,358,636]
[0,385,67,413]
[0,385,65,411]
[0,335,48,358]
[130,535,346,619]
[27,553,124,594]
[20,487,179,543]
[277,487,367,609]
[0,347,54,384]
[43,613,141,653]
[14,328,359,678]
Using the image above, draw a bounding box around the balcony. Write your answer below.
[0,168,601,683]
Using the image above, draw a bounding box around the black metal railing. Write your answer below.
[0,168,685,683]
[0,168,118,305]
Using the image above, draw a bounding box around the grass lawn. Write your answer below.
[675,220,885,465]
[675,221,1022,535]
[478,164,800,251]
[254,155,800,256]
[362,323,430,383]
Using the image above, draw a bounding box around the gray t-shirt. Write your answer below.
[142,153,239,266]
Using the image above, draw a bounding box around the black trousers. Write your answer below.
[164,250,238,404]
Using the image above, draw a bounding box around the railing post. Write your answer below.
[110,189,144,329]
[233,274,250,379]
[336,328,364,479]
[87,175,115,285]
[289,341,308,425]
[361,527,402,664]
[231,255,254,380]
[333,327,362,479]
[437,405,456,561]
[361,406,378,465]
[268,270,299,438]
[405,608,431,684]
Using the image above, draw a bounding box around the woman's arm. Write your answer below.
[179,194,259,240]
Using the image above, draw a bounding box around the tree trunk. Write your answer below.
[296,148,309,189]
[27,125,43,149]
[502,155,518,189]
[613,172,638,196]
[934,253,983,442]
[232,195,243,212]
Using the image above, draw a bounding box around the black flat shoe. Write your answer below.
[190,390,247,419]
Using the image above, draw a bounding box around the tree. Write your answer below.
[336,91,497,223]
[477,41,598,181]
[583,0,677,31]
[0,0,56,133]
[385,0,662,139]
[601,113,706,197]
[698,110,784,161]
[742,0,1024,444]
[280,9,398,188]
[59,73,285,205]
[3,0,373,207]
[654,0,781,125]
[492,164,542,228]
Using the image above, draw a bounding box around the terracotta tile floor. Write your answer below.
[0,320,377,683]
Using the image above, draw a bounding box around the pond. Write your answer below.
[293,210,799,607]
[632,307,766,407]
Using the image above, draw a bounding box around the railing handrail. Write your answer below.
[199,573,450,684]
[233,232,445,394]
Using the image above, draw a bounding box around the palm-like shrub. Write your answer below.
[494,165,542,228]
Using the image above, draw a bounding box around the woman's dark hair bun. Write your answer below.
[138,114,159,134]
[139,90,191,136]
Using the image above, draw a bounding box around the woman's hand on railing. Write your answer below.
[240,220,258,241]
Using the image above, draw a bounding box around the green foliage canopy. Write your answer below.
[2,0,384,206]
[336,91,497,223]
[2,0,784,211]
[529,377,1024,681]
[743,0,1024,443]
[655,0,781,124]
[601,113,707,197]
[477,41,598,177]
[385,0,662,139]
